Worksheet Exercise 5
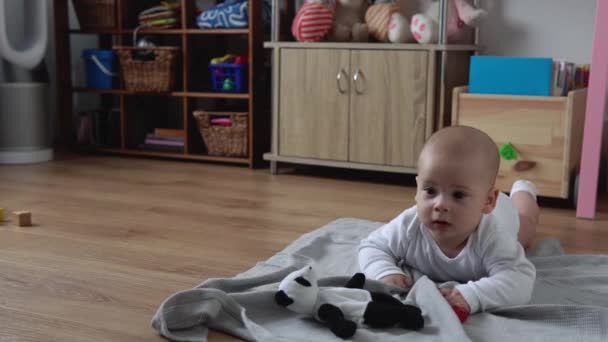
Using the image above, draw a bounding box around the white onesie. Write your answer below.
[358,193,536,313]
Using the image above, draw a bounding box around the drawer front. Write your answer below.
[455,96,569,198]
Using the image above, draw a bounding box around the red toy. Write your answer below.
[452,305,469,323]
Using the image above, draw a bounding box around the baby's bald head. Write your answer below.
[418,126,500,189]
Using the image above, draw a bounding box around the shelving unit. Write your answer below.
[53,0,269,167]
[264,0,479,174]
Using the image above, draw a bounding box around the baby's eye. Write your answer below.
[423,187,436,195]
[453,191,467,200]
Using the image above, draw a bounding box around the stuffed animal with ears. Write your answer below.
[275,265,424,339]
[410,0,485,44]
[365,0,413,43]
[330,0,370,42]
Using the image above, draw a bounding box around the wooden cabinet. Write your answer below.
[279,49,350,161]
[348,50,427,167]
[266,44,470,174]
[452,86,587,199]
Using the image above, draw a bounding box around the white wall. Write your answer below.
[479,0,596,64]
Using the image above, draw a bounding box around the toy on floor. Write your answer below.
[12,211,32,227]
[452,304,469,323]
[410,0,485,44]
[0,207,4,222]
[275,265,424,339]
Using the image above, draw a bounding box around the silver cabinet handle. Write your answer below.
[353,69,365,94]
[336,68,348,94]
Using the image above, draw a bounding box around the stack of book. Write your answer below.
[141,128,184,152]
[138,1,180,29]
[552,61,590,96]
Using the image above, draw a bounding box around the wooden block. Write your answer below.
[0,208,4,222]
[12,211,32,227]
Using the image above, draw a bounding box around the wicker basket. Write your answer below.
[73,0,116,30]
[115,47,179,92]
[193,111,248,157]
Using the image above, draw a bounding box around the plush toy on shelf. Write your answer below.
[365,0,413,43]
[387,10,413,43]
[292,0,335,42]
[275,265,424,339]
[410,0,485,44]
[329,0,370,42]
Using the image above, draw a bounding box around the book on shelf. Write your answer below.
[144,137,184,147]
[145,133,184,143]
[141,129,185,152]
[138,143,184,153]
[552,61,590,96]
[154,128,185,137]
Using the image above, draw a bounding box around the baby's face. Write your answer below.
[415,152,497,250]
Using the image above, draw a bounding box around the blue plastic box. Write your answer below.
[210,63,248,93]
[469,56,553,96]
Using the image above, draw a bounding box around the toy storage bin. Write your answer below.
[115,47,179,92]
[192,111,248,157]
[81,49,116,89]
[73,0,116,30]
[452,86,587,199]
[209,63,248,93]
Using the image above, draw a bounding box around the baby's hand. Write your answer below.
[380,274,412,288]
[439,288,471,314]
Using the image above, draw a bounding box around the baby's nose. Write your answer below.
[433,196,449,212]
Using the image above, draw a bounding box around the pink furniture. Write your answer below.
[576,0,608,219]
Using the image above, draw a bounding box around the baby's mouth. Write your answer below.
[432,220,451,227]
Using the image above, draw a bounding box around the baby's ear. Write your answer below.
[482,188,499,214]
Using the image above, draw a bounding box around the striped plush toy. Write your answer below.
[292,0,335,42]
[365,1,400,42]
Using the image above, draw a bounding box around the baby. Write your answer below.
[358,126,538,315]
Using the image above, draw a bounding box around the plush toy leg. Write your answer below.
[411,14,438,44]
[351,23,369,42]
[318,304,357,339]
[344,273,366,289]
[363,292,424,330]
[332,24,352,42]
[453,0,486,26]
[388,13,412,43]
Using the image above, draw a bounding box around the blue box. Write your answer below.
[469,56,553,96]
[209,63,248,93]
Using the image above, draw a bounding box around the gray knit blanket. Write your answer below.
[152,218,608,341]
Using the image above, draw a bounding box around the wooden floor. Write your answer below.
[1,154,608,341]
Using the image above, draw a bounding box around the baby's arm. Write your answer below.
[358,207,416,286]
[455,231,536,314]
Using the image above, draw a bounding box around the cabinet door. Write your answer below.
[349,50,428,167]
[279,49,350,161]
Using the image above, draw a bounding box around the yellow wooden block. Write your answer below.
[0,208,4,222]
[12,211,32,227]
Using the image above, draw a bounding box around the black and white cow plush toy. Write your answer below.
[275,265,424,339]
